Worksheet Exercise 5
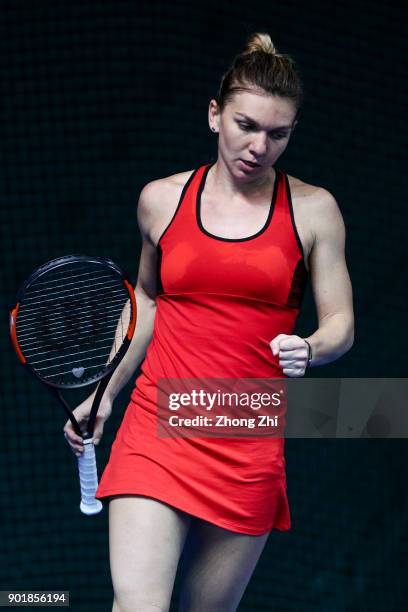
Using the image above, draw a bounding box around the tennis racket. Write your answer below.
[9,255,137,515]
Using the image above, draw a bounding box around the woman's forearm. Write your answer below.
[103,288,157,401]
[305,313,354,367]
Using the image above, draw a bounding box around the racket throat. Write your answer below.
[52,388,83,438]
[87,373,113,438]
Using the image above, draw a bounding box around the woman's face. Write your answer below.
[209,89,297,180]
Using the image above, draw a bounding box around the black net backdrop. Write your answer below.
[1,1,407,610]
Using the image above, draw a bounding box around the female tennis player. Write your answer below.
[64,32,354,612]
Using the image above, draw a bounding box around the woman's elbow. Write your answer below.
[345,316,355,352]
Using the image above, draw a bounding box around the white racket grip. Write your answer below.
[77,438,103,515]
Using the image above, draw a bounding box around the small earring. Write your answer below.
[211,127,216,132]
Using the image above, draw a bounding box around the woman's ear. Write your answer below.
[208,99,220,132]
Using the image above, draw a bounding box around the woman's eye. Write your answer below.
[238,122,252,131]
[237,122,287,140]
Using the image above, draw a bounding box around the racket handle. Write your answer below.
[77,438,103,515]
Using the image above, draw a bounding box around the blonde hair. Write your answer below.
[241,32,278,57]
[216,32,303,119]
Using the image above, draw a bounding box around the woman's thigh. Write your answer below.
[109,495,192,612]
[178,518,271,612]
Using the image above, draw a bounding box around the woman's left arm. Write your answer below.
[270,189,354,376]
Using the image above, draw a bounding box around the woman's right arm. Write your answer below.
[101,193,159,402]
[63,181,161,454]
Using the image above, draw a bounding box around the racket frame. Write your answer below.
[10,254,136,390]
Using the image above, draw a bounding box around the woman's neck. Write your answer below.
[208,161,276,202]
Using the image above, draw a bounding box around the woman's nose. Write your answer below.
[249,132,268,156]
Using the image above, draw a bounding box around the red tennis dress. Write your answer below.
[95,162,308,535]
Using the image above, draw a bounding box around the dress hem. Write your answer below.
[95,485,291,535]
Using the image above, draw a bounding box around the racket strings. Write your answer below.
[19,324,123,350]
[18,285,125,309]
[23,272,116,293]
[26,266,113,290]
[15,262,132,386]
[22,332,121,362]
[17,300,127,330]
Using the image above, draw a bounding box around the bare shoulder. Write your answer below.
[286,173,345,244]
[137,168,196,245]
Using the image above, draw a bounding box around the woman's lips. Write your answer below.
[239,159,261,170]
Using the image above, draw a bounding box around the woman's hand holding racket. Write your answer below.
[63,393,113,457]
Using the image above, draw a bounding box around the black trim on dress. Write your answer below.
[156,243,164,295]
[156,165,201,295]
[284,173,309,271]
[196,163,280,243]
[157,166,201,246]
[286,258,308,309]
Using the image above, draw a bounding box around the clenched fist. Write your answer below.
[270,334,311,377]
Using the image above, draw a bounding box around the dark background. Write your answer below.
[1,1,407,610]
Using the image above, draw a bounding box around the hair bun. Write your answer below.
[242,32,278,57]
[215,31,303,115]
